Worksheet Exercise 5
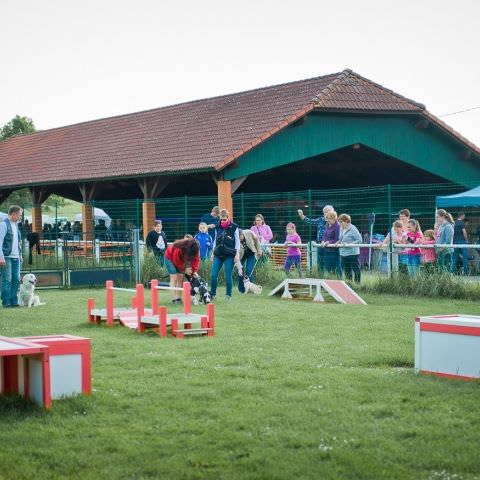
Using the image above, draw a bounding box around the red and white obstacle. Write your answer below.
[269,278,366,305]
[141,280,214,338]
[415,314,480,380]
[87,280,215,339]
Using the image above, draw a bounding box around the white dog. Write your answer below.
[18,273,45,307]
[243,278,263,295]
[235,259,263,295]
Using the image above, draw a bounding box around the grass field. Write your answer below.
[0,288,479,480]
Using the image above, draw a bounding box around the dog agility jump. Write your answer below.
[141,279,214,338]
[87,279,215,338]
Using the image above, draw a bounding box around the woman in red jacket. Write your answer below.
[164,238,200,303]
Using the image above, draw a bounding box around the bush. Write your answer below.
[359,271,480,300]
[140,254,168,286]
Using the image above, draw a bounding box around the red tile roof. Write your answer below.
[0,69,477,190]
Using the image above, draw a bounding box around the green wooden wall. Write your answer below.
[223,113,480,186]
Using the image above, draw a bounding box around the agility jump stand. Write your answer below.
[140,280,215,338]
[87,281,152,328]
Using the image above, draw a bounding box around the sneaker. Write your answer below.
[171,298,181,304]
[225,295,232,301]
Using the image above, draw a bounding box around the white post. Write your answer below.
[94,239,100,264]
[56,238,63,260]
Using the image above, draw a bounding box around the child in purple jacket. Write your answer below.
[284,222,302,276]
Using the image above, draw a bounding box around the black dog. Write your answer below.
[185,274,212,305]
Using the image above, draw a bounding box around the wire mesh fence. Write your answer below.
[11,181,480,281]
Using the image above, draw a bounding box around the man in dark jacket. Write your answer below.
[0,205,23,308]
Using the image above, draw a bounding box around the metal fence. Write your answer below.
[12,181,480,284]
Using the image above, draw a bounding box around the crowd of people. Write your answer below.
[144,203,471,301]
[0,201,471,307]
[379,207,465,276]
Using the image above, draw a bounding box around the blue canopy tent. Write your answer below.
[436,186,480,208]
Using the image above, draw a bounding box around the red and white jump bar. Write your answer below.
[415,314,480,380]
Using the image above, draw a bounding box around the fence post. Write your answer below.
[307,189,312,241]
[135,199,141,231]
[240,192,245,228]
[94,239,100,264]
[387,184,393,278]
[56,238,63,260]
[132,228,141,285]
[184,195,188,234]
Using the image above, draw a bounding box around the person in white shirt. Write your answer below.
[0,205,23,308]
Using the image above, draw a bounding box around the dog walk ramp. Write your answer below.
[269,278,366,305]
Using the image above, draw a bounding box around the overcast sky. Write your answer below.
[1,0,479,145]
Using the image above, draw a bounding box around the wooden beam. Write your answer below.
[0,189,13,204]
[78,183,98,203]
[137,177,170,199]
[231,176,249,193]
[30,186,51,206]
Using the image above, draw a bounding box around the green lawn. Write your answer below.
[0,288,479,480]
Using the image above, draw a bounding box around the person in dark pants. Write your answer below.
[210,209,240,300]
[320,210,342,277]
[337,214,362,283]
[298,205,334,276]
[451,212,469,274]
[0,205,23,308]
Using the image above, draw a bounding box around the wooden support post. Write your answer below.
[136,284,145,333]
[30,186,51,236]
[87,298,95,323]
[182,281,191,314]
[78,183,98,242]
[151,279,159,315]
[207,303,215,336]
[31,205,43,235]
[138,177,170,240]
[142,201,156,241]
[82,203,94,242]
[159,306,167,337]
[217,180,233,218]
[106,280,114,326]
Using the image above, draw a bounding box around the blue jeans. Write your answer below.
[406,254,420,276]
[211,256,234,297]
[451,247,468,274]
[284,254,302,276]
[1,257,21,307]
[238,254,256,293]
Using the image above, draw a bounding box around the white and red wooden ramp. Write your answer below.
[269,278,366,305]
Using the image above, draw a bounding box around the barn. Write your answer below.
[0,68,479,237]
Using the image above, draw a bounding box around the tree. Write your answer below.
[0,115,35,141]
